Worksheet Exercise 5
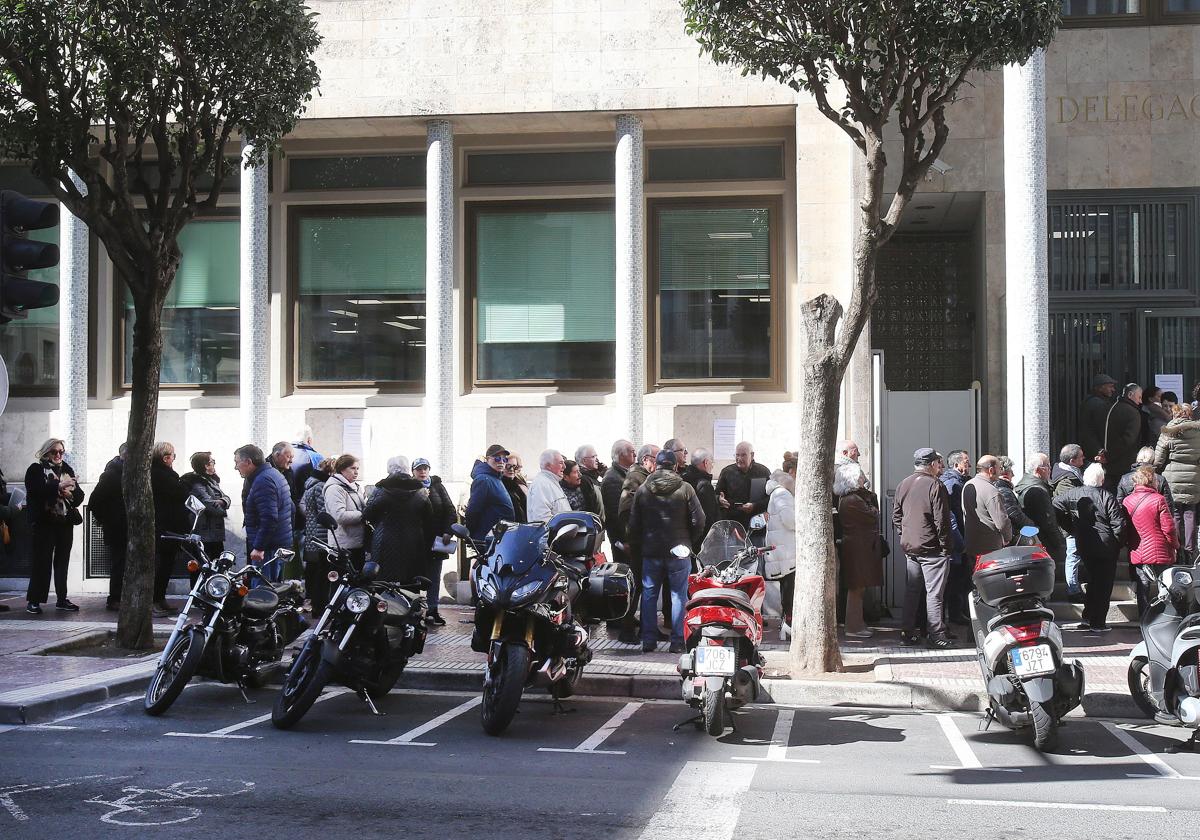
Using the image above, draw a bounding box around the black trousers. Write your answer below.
[1133,563,1164,618]
[106,536,126,603]
[778,572,795,624]
[1081,552,1116,628]
[304,548,330,615]
[153,537,177,602]
[27,522,73,604]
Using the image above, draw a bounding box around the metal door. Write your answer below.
[1140,308,1200,404]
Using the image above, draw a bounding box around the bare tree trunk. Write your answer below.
[115,277,166,649]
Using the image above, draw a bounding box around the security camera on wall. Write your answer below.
[926,158,953,179]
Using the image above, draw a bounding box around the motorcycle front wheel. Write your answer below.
[481,643,531,736]
[1029,699,1058,751]
[271,639,331,730]
[703,685,726,736]
[144,627,206,716]
[1127,656,1158,719]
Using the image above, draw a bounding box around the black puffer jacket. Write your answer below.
[681,463,719,544]
[364,473,433,583]
[1116,467,1175,509]
[995,477,1032,537]
[180,471,230,544]
[1053,485,1126,562]
[426,476,457,547]
[151,460,189,537]
[600,464,628,543]
[627,468,705,561]
[89,458,127,546]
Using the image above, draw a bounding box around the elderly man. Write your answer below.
[1051,443,1087,601]
[1054,463,1125,633]
[1079,373,1118,462]
[663,438,688,473]
[716,441,771,530]
[1103,382,1149,490]
[681,448,719,545]
[994,456,1033,537]
[575,444,606,484]
[236,444,295,582]
[527,448,570,523]
[836,440,860,467]
[1015,452,1067,565]
[893,448,954,648]
[602,440,636,551]
[963,455,1013,560]
[940,449,971,624]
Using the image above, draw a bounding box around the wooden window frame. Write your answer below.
[286,201,426,393]
[647,196,786,391]
[1062,0,1200,27]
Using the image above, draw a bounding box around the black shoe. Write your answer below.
[26,602,42,615]
[1068,621,1092,631]
[668,642,685,654]
[105,599,120,612]
[425,613,446,627]
[656,630,669,642]
[55,599,80,612]
[899,633,920,647]
[618,629,641,646]
[1089,624,1111,634]
[1067,592,1086,604]
[927,636,954,649]
[641,642,656,653]
[152,601,173,617]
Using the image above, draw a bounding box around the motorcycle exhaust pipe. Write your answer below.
[1180,696,1200,726]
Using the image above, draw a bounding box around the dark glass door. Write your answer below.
[1141,309,1200,405]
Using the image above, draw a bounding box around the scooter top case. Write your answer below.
[973,546,1054,609]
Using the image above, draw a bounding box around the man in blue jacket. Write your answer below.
[235,444,295,580]
[465,444,515,541]
[940,449,971,626]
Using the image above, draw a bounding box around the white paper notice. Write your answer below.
[1155,373,1185,400]
[713,419,738,460]
[342,418,366,460]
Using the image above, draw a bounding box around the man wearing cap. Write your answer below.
[465,444,516,541]
[628,450,706,653]
[1079,374,1118,463]
[892,448,955,648]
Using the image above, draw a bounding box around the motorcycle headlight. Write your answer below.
[345,589,372,614]
[1175,570,1194,588]
[511,580,543,603]
[204,575,232,600]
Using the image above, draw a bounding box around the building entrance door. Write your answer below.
[1140,309,1200,405]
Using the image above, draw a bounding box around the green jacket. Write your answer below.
[1155,419,1200,506]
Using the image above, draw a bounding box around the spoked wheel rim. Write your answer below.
[148,634,192,705]
[280,645,316,707]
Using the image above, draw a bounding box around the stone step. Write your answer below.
[1048,599,1139,627]
[1052,581,1135,600]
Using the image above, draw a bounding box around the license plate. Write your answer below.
[694,645,736,676]
[1010,643,1054,677]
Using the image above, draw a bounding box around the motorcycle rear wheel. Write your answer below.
[271,640,330,730]
[1127,656,1158,719]
[1029,699,1057,751]
[703,686,726,736]
[481,644,531,736]
[144,627,206,716]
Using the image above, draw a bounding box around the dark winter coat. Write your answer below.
[1079,393,1114,461]
[180,471,230,544]
[564,475,604,521]
[301,475,330,552]
[0,467,10,525]
[892,471,953,558]
[1116,468,1174,509]
[501,475,527,524]
[150,460,189,537]
[24,460,84,529]
[243,463,295,553]
[88,458,127,546]
[1053,485,1125,562]
[939,469,966,537]
[1155,419,1200,505]
[627,468,705,561]
[1144,402,1172,441]
[1014,474,1066,564]
[1123,486,1178,566]
[465,460,515,540]
[618,464,651,537]
[364,473,433,583]
[838,488,883,590]
[714,461,772,529]
[600,463,629,544]
[994,477,1032,537]
[681,463,719,544]
[1102,397,1148,482]
[274,462,304,532]
[426,476,458,546]
[1050,462,1084,498]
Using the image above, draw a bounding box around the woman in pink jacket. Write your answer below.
[1124,465,1178,617]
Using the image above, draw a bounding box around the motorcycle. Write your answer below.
[1127,560,1200,750]
[674,521,769,736]
[970,525,1084,750]
[271,510,428,729]
[455,511,633,736]
[144,495,307,716]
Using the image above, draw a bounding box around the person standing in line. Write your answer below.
[1123,465,1178,617]
[939,449,970,625]
[413,457,456,627]
[561,459,604,521]
[0,466,11,611]
[681,448,719,547]
[602,440,638,644]
[575,444,607,488]
[765,455,797,640]
[618,444,660,533]
[994,456,1032,538]
[88,444,128,612]
[716,441,772,531]
[1142,386,1171,442]
[1079,373,1118,462]
[892,448,954,649]
[1101,383,1148,490]
[292,425,323,485]
[1052,443,1087,602]
[465,444,515,541]
[501,453,528,524]
[663,438,688,473]
[627,450,705,654]
[836,440,861,469]
[836,460,883,639]
[323,454,367,569]
[24,439,85,614]
[527,449,570,523]
[363,457,432,585]
[236,444,296,582]
[1155,403,1200,563]
[1117,446,1175,508]
[181,451,230,560]
[1015,453,1067,569]
[1053,462,1124,633]
[301,458,335,614]
[269,441,304,559]
[962,455,1014,560]
[150,441,189,616]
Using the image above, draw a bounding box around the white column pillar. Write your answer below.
[240,143,269,448]
[1004,50,1049,472]
[614,114,645,443]
[59,171,89,480]
[425,120,455,477]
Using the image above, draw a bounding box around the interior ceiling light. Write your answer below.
[384,320,419,330]
[328,309,358,318]
[707,232,753,240]
[347,298,417,305]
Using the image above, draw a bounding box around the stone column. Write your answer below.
[240,143,269,448]
[59,171,89,480]
[425,120,455,477]
[1003,50,1049,472]
[614,114,645,443]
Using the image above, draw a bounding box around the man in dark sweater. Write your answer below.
[681,448,719,548]
[715,441,771,530]
[893,448,954,649]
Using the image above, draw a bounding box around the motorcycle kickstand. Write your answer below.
[673,713,703,732]
[236,681,255,705]
[552,697,576,715]
[1167,731,1200,754]
[978,708,995,732]
[358,689,385,717]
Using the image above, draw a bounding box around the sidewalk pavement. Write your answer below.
[0,590,1143,724]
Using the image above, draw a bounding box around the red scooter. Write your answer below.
[674,521,770,735]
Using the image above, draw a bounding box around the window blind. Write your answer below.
[658,207,771,292]
[298,214,425,295]
[163,219,240,308]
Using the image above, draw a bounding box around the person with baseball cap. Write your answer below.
[1079,373,1118,463]
[892,447,955,648]
[412,457,457,627]
[464,444,515,541]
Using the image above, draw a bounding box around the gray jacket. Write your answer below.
[962,475,1013,558]
[1156,419,1200,506]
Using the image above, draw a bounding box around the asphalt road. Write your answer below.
[2,681,1199,839]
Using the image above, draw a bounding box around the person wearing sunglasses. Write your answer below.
[465,444,516,541]
[24,438,84,614]
[501,453,528,524]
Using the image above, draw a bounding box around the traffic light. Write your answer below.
[0,190,59,325]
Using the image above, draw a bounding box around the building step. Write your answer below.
[1048,599,1138,627]
[1052,581,1135,601]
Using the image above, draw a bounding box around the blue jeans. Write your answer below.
[1064,535,1082,594]
[642,555,688,646]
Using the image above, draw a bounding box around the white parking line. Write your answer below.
[50,693,144,723]
[350,696,482,747]
[638,761,757,840]
[1099,721,1200,780]
[949,798,1166,813]
[165,688,350,739]
[539,701,642,755]
[731,709,820,764]
[930,713,1021,774]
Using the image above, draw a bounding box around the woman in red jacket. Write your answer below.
[1124,465,1179,617]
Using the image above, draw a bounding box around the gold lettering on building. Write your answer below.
[1054,93,1200,123]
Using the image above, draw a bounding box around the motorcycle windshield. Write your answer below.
[486,523,547,575]
[698,520,748,569]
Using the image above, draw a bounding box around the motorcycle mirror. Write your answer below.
[669,544,691,559]
[450,523,470,540]
[1019,525,1040,539]
[184,495,206,515]
[360,561,380,582]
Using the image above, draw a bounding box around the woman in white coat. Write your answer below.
[765,456,797,640]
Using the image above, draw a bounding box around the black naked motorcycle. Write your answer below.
[271,511,428,729]
[144,496,307,716]
[455,511,632,736]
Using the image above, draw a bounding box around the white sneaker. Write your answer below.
[780,621,791,641]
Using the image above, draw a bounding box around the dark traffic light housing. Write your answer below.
[0,190,60,324]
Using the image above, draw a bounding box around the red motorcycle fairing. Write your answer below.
[683,570,766,647]
[684,604,762,646]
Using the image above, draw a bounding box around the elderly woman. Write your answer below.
[151,441,189,616]
[835,461,883,638]
[1054,462,1126,633]
[323,454,367,566]
[181,451,230,560]
[24,438,84,614]
[1155,402,1200,564]
[502,453,528,524]
[765,456,796,640]
[1123,465,1178,617]
[301,458,336,613]
[364,458,433,585]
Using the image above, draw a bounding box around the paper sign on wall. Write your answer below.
[713,419,738,460]
[1155,373,1185,400]
[342,418,366,460]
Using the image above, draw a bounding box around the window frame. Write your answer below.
[647,195,786,391]
[1061,1,1200,27]
[464,198,618,391]
[286,201,427,393]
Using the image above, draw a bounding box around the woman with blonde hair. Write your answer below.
[24,438,84,614]
[1155,401,1200,563]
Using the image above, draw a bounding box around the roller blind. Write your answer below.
[476,209,615,344]
[298,214,425,294]
[164,219,240,308]
[658,207,771,292]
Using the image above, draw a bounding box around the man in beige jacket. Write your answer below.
[962,455,1013,560]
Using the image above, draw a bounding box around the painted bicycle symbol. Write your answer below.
[85,778,255,826]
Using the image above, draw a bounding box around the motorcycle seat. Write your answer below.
[242,587,279,619]
[271,580,304,601]
[686,587,754,613]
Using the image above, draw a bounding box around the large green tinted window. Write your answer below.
[656,205,773,381]
[296,210,425,384]
[1,225,60,390]
[123,219,240,385]
[474,207,615,382]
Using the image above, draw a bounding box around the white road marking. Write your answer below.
[929,713,1021,774]
[350,696,481,747]
[0,775,118,822]
[166,688,349,739]
[638,761,756,840]
[949,798,1166,813]
[731,709,819,764]
[1099,721,1200,780]
[539,701,642,755]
